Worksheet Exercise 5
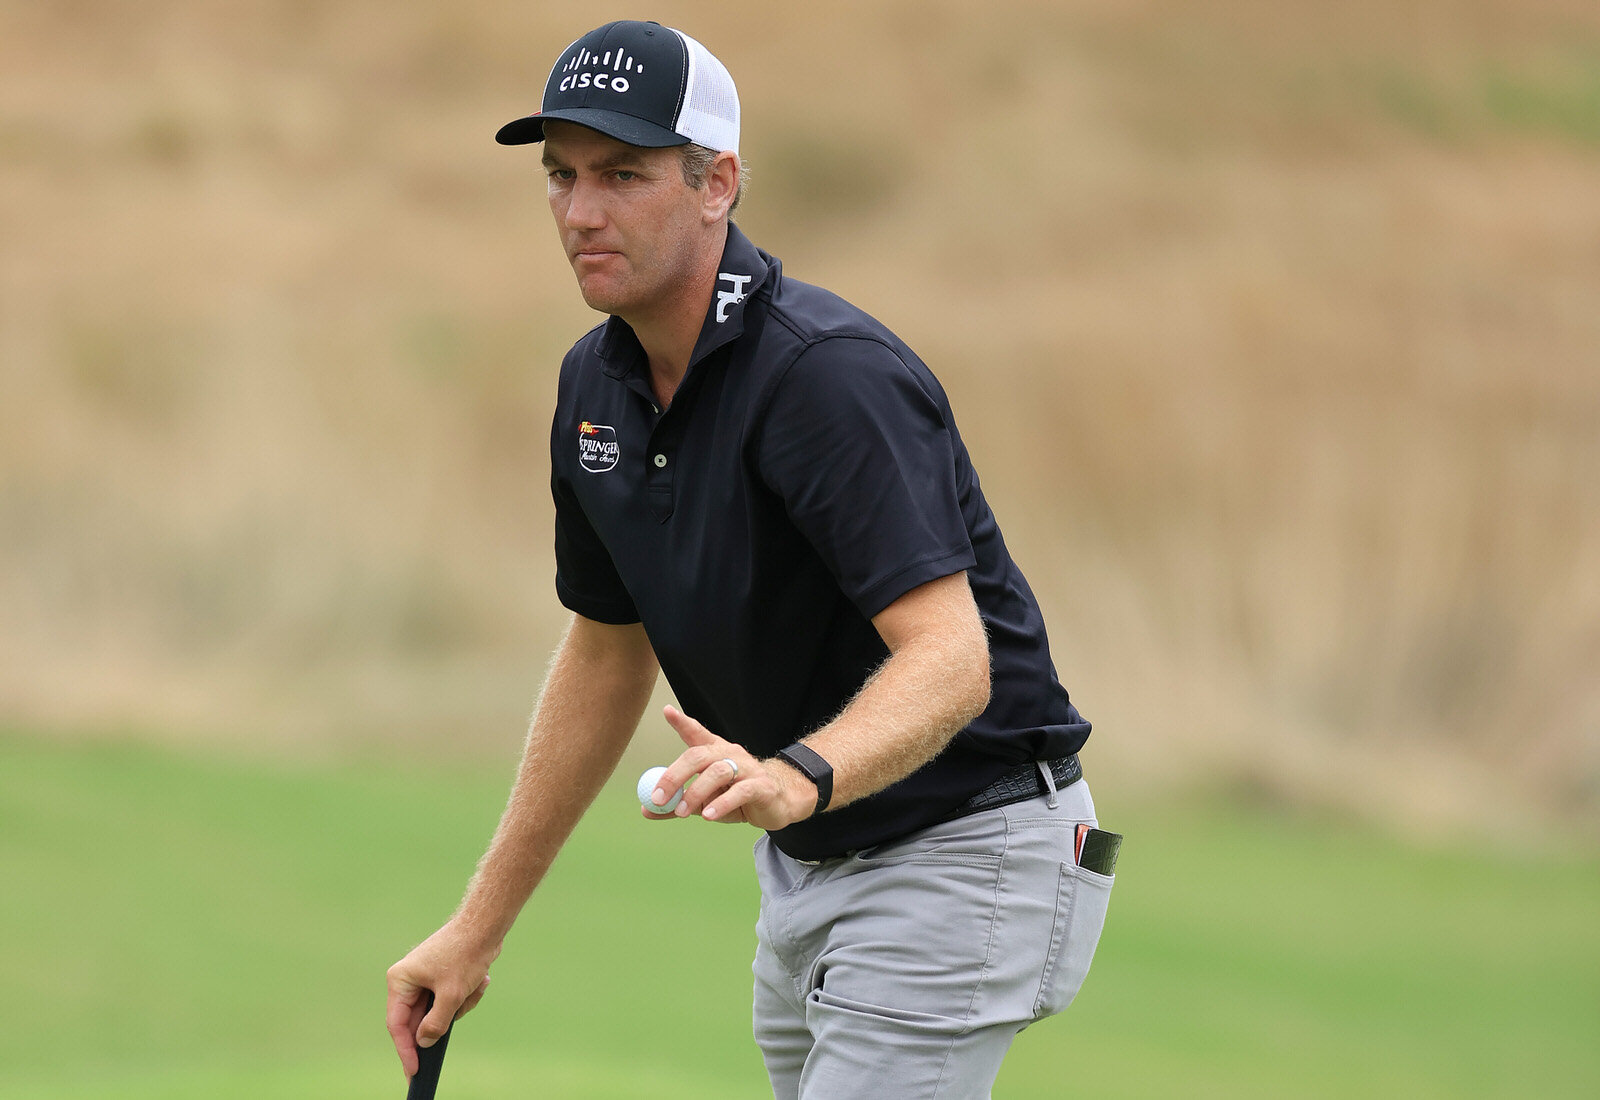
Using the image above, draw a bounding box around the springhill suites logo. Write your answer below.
[558,47,645,94]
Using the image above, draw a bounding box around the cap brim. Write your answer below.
[495,108,689,148]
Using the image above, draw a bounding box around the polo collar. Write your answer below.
[595,223,776,378]
[688,222,773,364]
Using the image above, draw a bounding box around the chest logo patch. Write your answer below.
[578,420,620,473]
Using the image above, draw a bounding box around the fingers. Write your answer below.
[384,1000,420,1078]
[415,971,495,1045]
[386,978,472,1079]
[663,704,714,748]
[659,744,747,821]
[417,992,458,1048]
[386,935,495,1078]
[459,972,492,1016]
[384,972,427,1078]
[656,706,736,814]
[699,769,762,823]
[692,756,748,821]
[654,706,801,830]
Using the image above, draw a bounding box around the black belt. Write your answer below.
[941,754,1082,824]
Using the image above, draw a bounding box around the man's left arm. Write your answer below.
[656,570,989,829]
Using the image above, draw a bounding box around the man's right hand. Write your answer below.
[385,923,498,1078]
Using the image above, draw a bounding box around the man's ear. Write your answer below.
[702,152,740,223]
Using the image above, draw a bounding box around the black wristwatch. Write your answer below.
[775,743,833,816]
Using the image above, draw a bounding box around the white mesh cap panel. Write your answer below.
[671,29,740,154]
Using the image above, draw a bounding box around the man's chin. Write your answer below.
[575,275,628,317]
[579,289,626,316]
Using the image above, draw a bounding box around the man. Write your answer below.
[386,20,1116,1099]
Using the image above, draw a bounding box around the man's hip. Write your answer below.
[751,778,1114,1099]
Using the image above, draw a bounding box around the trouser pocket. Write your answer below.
[1033,861,1114,1018]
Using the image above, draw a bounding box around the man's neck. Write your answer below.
[627,224,728,409]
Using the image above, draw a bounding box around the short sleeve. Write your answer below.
[756,337,976,617]
[551,446,640,626]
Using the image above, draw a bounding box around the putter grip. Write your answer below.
[406,994,452,1100]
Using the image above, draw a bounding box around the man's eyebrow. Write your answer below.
[540,146,653,172]
[596,147,652,167]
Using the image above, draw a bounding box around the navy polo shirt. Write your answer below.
[550,224,1090,860]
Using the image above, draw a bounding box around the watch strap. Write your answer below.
[775,743,833,816]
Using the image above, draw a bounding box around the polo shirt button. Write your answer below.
[653,453,668,468]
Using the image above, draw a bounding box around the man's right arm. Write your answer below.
[385,612,658,1077]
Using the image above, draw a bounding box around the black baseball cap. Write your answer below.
[495,21,740,154]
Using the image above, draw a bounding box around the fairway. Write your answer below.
[2,734,1596,1098]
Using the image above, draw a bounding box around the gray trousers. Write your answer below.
[752,779,1111,1099]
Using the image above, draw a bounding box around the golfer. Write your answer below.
[386,20,1116,1098]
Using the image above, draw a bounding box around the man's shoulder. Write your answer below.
[752,270,948,401]
[761,271,899,351]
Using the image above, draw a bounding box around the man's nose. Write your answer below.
[565,178,606,230]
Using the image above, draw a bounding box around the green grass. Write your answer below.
[2,735,1596,1098]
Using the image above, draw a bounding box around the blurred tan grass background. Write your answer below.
[2,0,1597,839]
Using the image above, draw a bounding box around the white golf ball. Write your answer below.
[638,765,682,815]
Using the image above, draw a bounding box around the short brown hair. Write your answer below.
[680,143,747,214]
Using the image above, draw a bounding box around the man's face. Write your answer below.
[540,121,709,321]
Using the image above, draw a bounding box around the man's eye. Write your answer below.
[615,170,636,182]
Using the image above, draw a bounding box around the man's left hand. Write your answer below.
[647,705,815,830]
